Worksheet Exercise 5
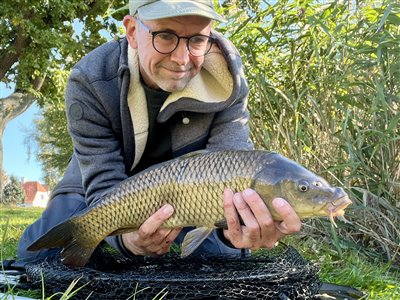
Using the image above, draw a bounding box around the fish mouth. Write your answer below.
[326,196,352,227]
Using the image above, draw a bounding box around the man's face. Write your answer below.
[124,15,212,92]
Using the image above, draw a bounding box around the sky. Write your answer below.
[1,83,43,182]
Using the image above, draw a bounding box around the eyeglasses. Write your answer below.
[136,18,215,57]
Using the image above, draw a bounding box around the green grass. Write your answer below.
[1,205,44,299]
[1,205,44,260]
[284,236,400,300]
[1,205,399,299]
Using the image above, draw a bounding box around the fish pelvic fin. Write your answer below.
[27,219,98,268]
[214,219,228,229]
[215,216,245,229]
[181,227,214,258]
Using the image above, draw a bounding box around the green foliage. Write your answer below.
[216,0,400,262]
[33,69,73,189]
[1,0,125,88]
[0,0,127,184]
[2,176,25,205]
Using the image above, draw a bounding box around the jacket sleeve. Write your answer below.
[206,95,253,152]
[65,67,128,206]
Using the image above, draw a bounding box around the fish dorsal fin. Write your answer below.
[178,149,210,160]
[181,227,214,257]
[99,150,211,199]
[134,150,210,177]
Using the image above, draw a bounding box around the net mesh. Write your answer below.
[25,245,321,299]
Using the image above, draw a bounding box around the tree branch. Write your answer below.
[32,75,46,91]
[0,26,30,81]
[0,92,37,128]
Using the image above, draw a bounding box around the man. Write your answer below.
[18,0,301,261]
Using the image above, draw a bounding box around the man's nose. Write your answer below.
[170,39,190,65]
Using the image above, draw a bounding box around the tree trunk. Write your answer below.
[0,92,38,202]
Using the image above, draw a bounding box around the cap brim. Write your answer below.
[137,0,227,23]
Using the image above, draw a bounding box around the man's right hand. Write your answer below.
[121,204,182,256]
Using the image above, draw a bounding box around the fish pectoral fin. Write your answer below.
[181,227,214,257]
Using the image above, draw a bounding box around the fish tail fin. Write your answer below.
[181,227,214,257]
[27,219,98,267]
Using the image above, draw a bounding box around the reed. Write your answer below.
[218,0,400,262]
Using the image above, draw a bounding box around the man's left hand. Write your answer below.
[222,188,301,250]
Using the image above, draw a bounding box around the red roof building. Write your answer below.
[23,181,50,207]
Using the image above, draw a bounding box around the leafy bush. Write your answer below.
[217,0,399,262]
[2,175,25,205]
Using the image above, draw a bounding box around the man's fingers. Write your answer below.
[242,189,277,248]
[121,204,178,256]
[242,189,275,229]
[222,190,303,251]
[223,188,243,244]
[233,192,261,246]
[159,228,182,253]
[138,204,174,237]
[165,228,182,245]
[272,198,301,234]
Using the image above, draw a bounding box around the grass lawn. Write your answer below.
[1,206,45,260]
[285,236,400,299]
[1,205,399,299]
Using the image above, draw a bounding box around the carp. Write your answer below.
[28,150,352,267]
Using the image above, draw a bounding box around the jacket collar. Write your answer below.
[125,31,242,170]
[159,43,233,114]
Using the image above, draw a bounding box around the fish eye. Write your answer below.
[298,183,309,192]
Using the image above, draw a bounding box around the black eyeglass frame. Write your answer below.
[135,18,215,57]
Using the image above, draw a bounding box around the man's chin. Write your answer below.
[157,80,190,93]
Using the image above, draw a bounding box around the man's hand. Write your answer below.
[122,204,182,256]
[222,188,301,250]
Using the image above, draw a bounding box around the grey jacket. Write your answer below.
[52,31,253,205]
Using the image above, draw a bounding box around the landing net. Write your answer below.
[25,245,321,299]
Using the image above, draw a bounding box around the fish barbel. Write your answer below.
[28,150,352,267]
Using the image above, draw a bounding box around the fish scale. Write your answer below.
[28,150,352,267]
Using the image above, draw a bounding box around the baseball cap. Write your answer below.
[129,0,227,22]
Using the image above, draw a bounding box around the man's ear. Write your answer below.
[123,15,138,48]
